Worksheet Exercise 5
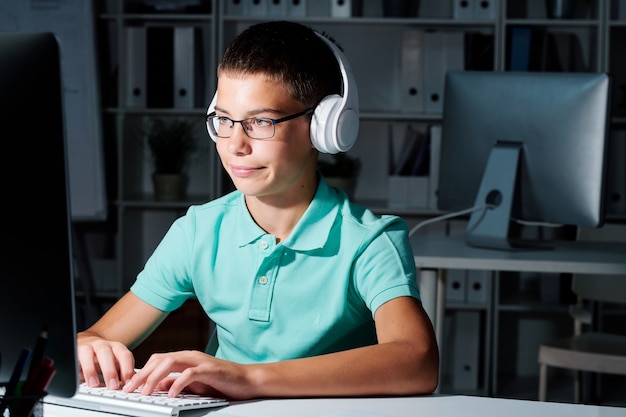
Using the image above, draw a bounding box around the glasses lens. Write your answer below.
[244,118,274,140]
[208,116,229,138]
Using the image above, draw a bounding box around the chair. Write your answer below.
[537,225,626,403]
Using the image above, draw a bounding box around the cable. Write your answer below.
[408,204,496,237]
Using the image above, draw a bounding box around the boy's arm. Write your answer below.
[77,291,167,389]
[252,295,439,397]
[126,295,438,399]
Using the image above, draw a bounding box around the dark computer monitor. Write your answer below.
[0,32,78,397]
[438,71,610,250]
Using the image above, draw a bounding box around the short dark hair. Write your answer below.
[218,20,342,108]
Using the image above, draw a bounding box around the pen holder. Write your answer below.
[0,393,45,417]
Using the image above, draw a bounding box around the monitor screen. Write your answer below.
[0,32,78,398]
[438,71,610,250]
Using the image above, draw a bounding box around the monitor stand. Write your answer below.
[466,141,529,251]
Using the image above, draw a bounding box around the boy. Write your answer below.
[77,20,438,400]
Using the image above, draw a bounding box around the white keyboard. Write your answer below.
[44,383,228,417]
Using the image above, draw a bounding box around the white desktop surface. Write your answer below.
[411,235,626,275]
[44,395,626,417]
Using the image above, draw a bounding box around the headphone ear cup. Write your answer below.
[206,93,218,143]
[311,32,359,154]
[310,94,343,154]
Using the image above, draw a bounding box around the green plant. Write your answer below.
[317,152,361,179]
[147,118,197,174]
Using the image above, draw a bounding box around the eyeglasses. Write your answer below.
[206,107,314,140]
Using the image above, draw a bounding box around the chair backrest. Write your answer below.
[574,224,626,305]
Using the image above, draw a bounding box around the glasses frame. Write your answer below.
[206,107,315,140]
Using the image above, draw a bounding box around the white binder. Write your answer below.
[423,31,464,114]
[173,26,195,108]
[245,0,268,16]
[287,0,307,16]
[225,0,245,15]
[452,311,480,390]
[466,270,490,304]
[124,26,146,108]
[453,0,473,19]
[473,0,496,20]
[267,0,285,15]
[446,270,467,303]
[331,0,351,17]
[400,29,423,113]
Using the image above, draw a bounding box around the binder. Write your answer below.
[331,0,351,17]
[452,311,480,390]
[446,270,467,303]
[287,0,307,16]
[173,26,195,109]
[244,0,268,16]
[400,29,423,113]
[473,0,496,20]
[225,0,245,15]
[268,0,285,15]
[124,26,146,108]
[453,0,473,19]
[466,270,490,304]
[422,31,464,114]
[428,124,442,210]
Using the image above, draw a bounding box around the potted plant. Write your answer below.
[147,117,198,201]
[317,152,361,198]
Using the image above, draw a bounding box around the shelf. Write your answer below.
[504,18,602,26]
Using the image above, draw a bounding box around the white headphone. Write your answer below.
[206,31,359,154]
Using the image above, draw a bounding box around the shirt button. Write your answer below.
[258,276,268,285]
[259,240,269,250]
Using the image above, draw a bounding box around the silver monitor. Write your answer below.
[438,71,610,250]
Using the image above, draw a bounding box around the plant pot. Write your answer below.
[152,173,187,201]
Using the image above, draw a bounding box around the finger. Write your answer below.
[76,344,101,387]
[112,344,136,385]
[93,344,123,389]
[138,355,179,395]
[123,354,169,394]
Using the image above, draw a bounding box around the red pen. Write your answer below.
[12,357,56,417]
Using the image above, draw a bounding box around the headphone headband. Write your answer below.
[206,29,359,154]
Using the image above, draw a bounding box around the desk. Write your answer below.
[412,236,626,348]
[411,235,626,392]
[43,395,626,417]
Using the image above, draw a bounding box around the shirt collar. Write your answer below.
[235,177,340,251]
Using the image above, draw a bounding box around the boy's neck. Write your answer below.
[245,177,318,242]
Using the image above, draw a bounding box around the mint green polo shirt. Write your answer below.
[131,178,420,363]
